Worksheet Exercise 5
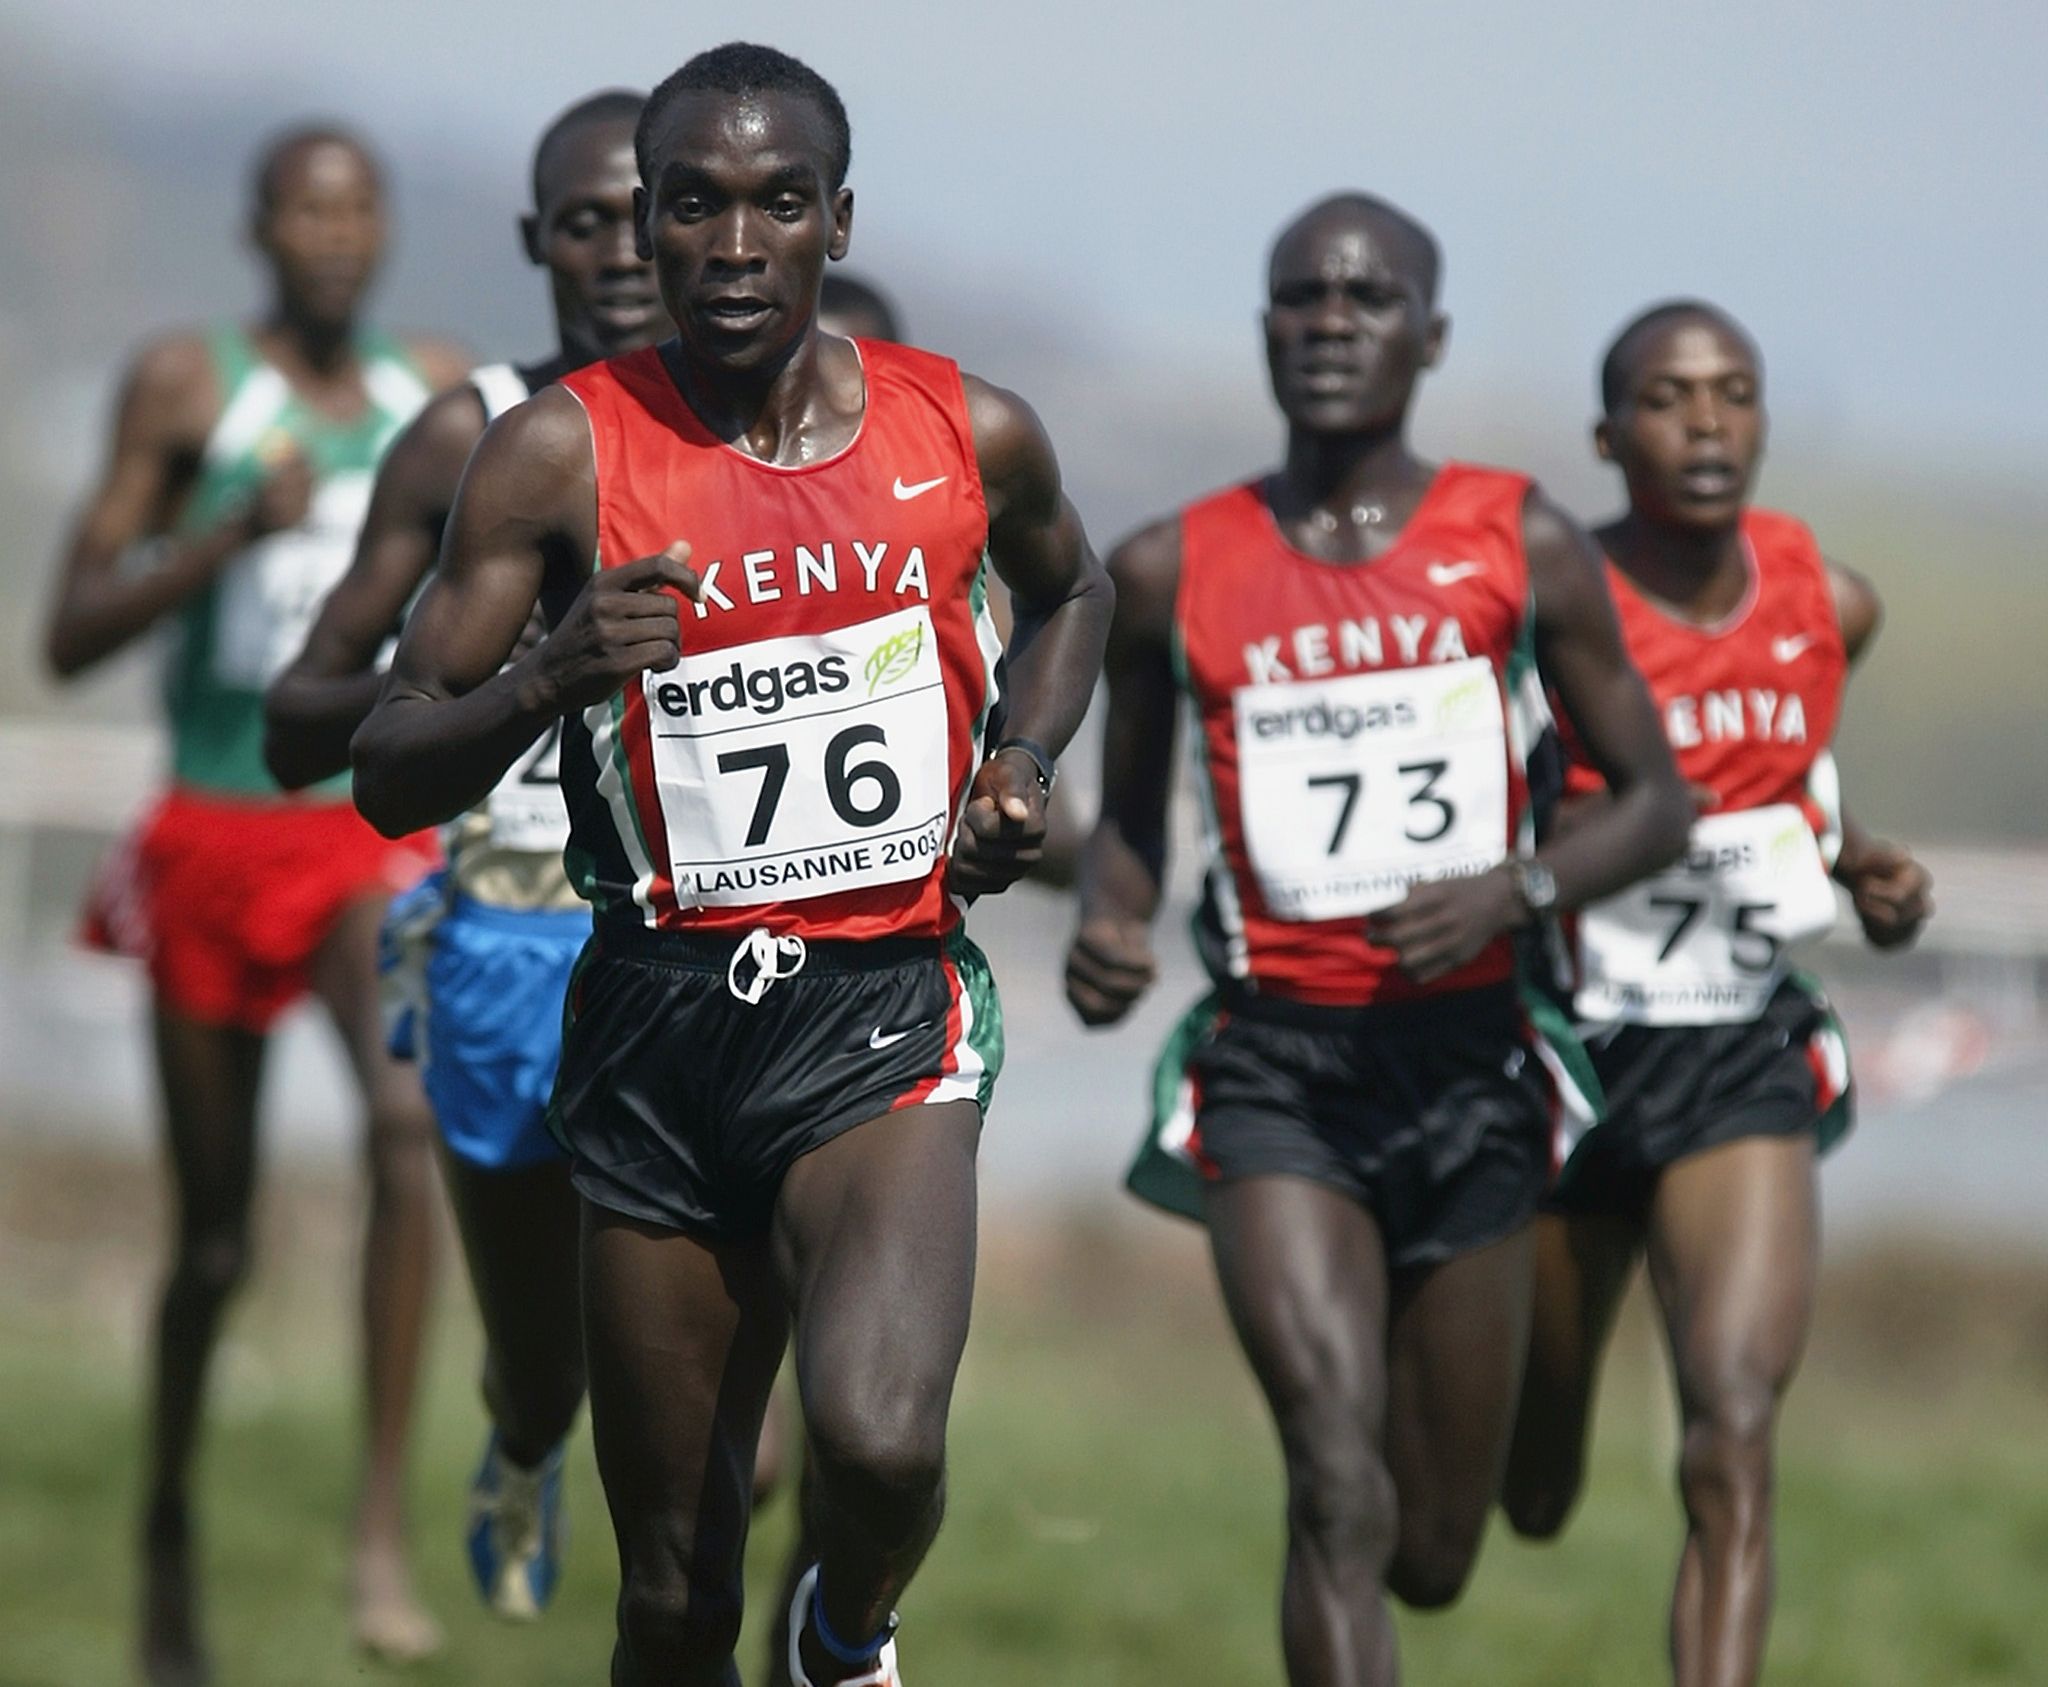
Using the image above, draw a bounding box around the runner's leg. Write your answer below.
[775,1100,981,1683]
[439,1153,585,1464]
[141,1004,266,1687]
[1380,1225,1536,1608]
[1647,1133,1817,1687]
[1206,1175,1399,1687]
[308,892,440,1657]
[1502,1211,1644,1538]
[584,1205,786,1686]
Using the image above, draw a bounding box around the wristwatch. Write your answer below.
[991,736,1057,794]
[1510,857,1558,921]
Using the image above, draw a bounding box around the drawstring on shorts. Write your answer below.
[727,926,809,1004]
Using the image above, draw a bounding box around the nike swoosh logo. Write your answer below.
[1773,634,1817,662]
[1426,561,1485,586]
[868,1021,932,1051]
[892,475,948,501]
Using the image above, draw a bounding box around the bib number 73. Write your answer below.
[1233,658,1509,920]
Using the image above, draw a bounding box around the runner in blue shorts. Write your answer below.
[265,90,666,1618]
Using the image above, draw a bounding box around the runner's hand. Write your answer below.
[532,542,700,713]
[1367,867,1524,984]
[948,751,1046,897]
[244,448,315,539]
[1838,838,1933,950]
[1064,917,1157,1026]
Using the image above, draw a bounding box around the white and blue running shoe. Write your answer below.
[465,1433,566,1619]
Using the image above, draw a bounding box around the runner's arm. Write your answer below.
[1369,491,1691,981]
[951,376,1116,895]
[351,386,698,836]
[263,387,487,789]
[43,336,308,676]
[1064,517,1179,1026]
[1823,559,1931,945]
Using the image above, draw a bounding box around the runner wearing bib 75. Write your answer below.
[1503,301,1934,1687]
[350,45,1113,1687]
[1064,194,1690,1687]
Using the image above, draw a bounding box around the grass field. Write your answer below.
[3,1143,2046,1686]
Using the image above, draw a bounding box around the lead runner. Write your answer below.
[351,42,1112,1687]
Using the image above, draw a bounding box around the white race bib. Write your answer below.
[1235,657,1509,920]
[1576,803,1838,1025]
[648,606,951,908]
[487,719,572,853]
[212,472,372,688]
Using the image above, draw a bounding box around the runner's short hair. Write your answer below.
[1600,300,1758,413]
[636,43,851,189]
[533,90,646,208]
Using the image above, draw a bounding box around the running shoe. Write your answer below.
[465,1432,566,1619]
[787,1563,902,1687]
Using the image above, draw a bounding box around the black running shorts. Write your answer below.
[1157,984,1554,1273]
[549,924,1002,1240]
[1546,974,1850,1219]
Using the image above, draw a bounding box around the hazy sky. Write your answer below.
[12,0,2047,477]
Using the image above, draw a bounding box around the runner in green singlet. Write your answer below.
[43,126,469,1683]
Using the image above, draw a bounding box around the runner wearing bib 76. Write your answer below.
[350,45,1113,1687]
[1064,194,1690,1687]
[1503,301,1934,1687]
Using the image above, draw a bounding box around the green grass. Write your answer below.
[2,1167,2046,1686]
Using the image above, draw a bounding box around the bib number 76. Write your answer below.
[716,725,903,848]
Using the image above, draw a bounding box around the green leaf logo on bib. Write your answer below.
[864,623,925,696]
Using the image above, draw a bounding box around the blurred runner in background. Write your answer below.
[1503,300,1933,1687]
[1066,192,1689,1686]
[41,125,469,1680]
[263,89,661,1627]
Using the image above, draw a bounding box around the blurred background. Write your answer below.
[1,2,2043,1683]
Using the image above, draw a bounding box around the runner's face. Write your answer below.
[257,141,385,330]
[1600,320,1765,528]
[1264,219,1440,434]
[530,122,667,360]
[636,91,852,372]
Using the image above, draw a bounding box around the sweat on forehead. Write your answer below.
[1600,301,1760,412]
[1268,193,1441,301]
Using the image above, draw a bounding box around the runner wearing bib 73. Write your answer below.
[1064,194,1690,1685]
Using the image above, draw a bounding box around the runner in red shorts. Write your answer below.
[43,125,468,1683]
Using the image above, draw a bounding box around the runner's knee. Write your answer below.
[616,1558,744,1680]
[1388,1504,1487,1610]
[805,1378,948,1529]
[1677,1387,1778,1531]
[1501,1439,1585,1541]
[363,1111,435,1192]
[1281,1431,1399,1573]
[172,1224,252,1304]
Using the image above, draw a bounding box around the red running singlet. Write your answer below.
[557,341,1003,940]
[1175,464,1550,1006]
